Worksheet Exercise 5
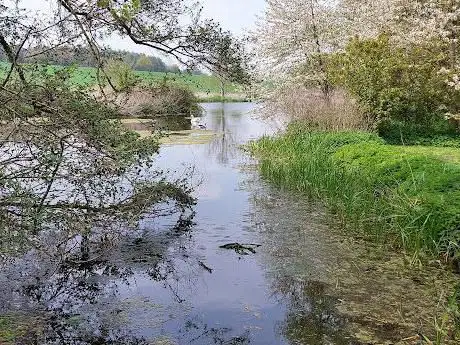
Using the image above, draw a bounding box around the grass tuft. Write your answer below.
[249,125,460,261]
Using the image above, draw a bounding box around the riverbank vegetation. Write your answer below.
[251,128,460,260]
[253,0,460,259]
[250,127,460,342]
[253,1,460,341]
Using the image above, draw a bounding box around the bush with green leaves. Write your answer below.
[378,119,460,147]
[328,34,460,138]
[105,59,139,91]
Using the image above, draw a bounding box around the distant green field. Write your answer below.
[0,62,241,95]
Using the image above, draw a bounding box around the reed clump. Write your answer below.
[249,125,460,261]
[262,87,371,131]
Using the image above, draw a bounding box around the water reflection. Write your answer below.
[246,182,359,345]
[0,224,197,344]
[1,103,358,345]
[274,278,352,344]
[178,317,251,345]
[206,104,242,164]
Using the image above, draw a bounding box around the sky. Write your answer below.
[201,0,266,35]
[108,0,266,54]
[17,0,266,55]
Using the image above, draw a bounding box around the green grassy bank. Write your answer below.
[249,125,460,261]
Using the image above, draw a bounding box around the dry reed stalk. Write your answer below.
[263,86,372,131]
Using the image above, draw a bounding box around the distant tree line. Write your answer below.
[0,46,203,74]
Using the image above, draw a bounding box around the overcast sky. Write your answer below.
[201,0,266,34]
[19,0,266,55]
[110,0,266,54]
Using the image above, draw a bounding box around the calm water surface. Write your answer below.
[125,103,357,344]
[1,103,364,344]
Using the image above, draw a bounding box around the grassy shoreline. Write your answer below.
[249,125,460,262]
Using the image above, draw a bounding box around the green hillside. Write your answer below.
[0,62,241,95]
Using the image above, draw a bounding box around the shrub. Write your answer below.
[328,34,460,135]
[378,119,460,147]
[105,59,138,91]
[262,86,370,131]
[145,83,201,116]
[97,82,201,118]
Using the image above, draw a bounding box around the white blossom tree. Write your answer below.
[255,0,460,94]
[254,0,339,99]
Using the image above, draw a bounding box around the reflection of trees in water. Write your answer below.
[178,317,251,345]
[6,257,148,344]
[0,217,204,344]
[207,105,243,164]
[247,186,357,345]
[2,239,251,345]
[272,276,352,345]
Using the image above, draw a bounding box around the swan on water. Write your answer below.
[190,114,200,125]
[190,114,206,129]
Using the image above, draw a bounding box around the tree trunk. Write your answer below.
[308,0,331,102]
[0,33,26,85]
[220,78,226,101]
[81,234,90,262]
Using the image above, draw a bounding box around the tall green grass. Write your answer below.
[249,125,460,260]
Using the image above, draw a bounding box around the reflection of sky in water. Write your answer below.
[0,103,356,345]
[123,103,288,343]
[156,103,281,202]
[114,103,353,344]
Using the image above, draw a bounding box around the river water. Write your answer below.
[147,103,354,344]
[0,103,454,345]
